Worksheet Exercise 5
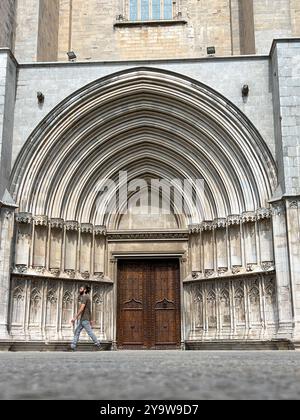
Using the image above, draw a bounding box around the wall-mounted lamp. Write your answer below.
[242,84,249,97]
[207,46,216,56]
[67,51,77,61]
[37,92,45,104]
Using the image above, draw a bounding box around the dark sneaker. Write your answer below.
[68,345,76,352]
[96,345,105,351]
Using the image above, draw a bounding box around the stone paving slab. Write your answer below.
[0,351,300,400]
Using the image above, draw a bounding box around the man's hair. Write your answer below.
[84,285,91,294]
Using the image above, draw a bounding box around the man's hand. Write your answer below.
[71,318,76,324]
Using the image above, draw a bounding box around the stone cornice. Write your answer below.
[81,223,93,234]
[257,208,272,220]
[107,230,189,241]
[50,218,64,229]
[227,215,241,226]
[213,218,227,229]
[33,216,48,226]
[65,221,79,231]
[15,212,33,224]
[242,212,257,223]
[94,226,107,236]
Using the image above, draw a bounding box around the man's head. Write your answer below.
[84,285,91,294]
[79,285,91,295]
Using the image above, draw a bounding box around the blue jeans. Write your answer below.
[71,320,101,349]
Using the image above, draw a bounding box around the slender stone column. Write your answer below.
[33,216,48,269]
[0,204,17,339]
[190,232,201,273]
[271,201,294,339]
[64,221,78,276]
[214,218,228,273]
[80,223,93,277]
[94,226,107,278]
[242,212,258,270]
[15,213,32,270]
[49,218,64,274]
[202,222,214,277]
[228,215,242,271]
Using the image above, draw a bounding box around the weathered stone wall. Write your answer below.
[0,0,16,50]
[57,0,233,61]
[14,0,59,62]
[271,41,300,339]
[272,40,300,196]
[239,0,256,55]
[14,0,40,62]
[37,0,60,62]
[253,0,300,55]
[12,56,275,166]
[291,0,300,36]
[0,50,17,339]
[56,0,300,61]
[11,0,300,62]
[0,51,17,201]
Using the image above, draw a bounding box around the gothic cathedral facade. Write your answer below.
[0,0,300,350]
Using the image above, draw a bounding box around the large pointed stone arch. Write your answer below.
[10,67,277,225]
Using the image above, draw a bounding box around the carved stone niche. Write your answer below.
[33,215,48,226]
[261,261,275,272]
[242,211,257,224]
[65,269,76,279]
[15,212,33,224]
[192,271,202,280]
[94,225,107,236]
[81,271,90,280]
[15,264,28,274]
[246,263,257,272]
[204,269,214,278]
[50,218,64,229]
[232,265,242,275]
[271,202,285,217]
[50,268,60,277]
[218,267,228,276]
[227,215,241,226]
[288,200,298,209]
[213,218,227,229]
[65,221,79,231]
[257,208,272,220]
[34,266,46,275]
[94,272,105,280]
[81,223,93,234]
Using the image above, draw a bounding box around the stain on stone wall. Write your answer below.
[0,0,16,50]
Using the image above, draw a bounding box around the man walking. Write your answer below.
[70,285,103,351]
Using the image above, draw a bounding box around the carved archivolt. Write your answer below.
[10,69,276,229]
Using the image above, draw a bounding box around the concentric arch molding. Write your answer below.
[10,67,278,229]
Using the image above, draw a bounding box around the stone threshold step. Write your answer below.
[185,340,295,351]
[0,341,112,352]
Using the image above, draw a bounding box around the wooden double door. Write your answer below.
[117,259,181,349]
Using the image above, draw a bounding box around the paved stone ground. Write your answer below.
[0,351,300,400]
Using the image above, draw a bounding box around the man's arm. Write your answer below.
[71,303,86,324]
